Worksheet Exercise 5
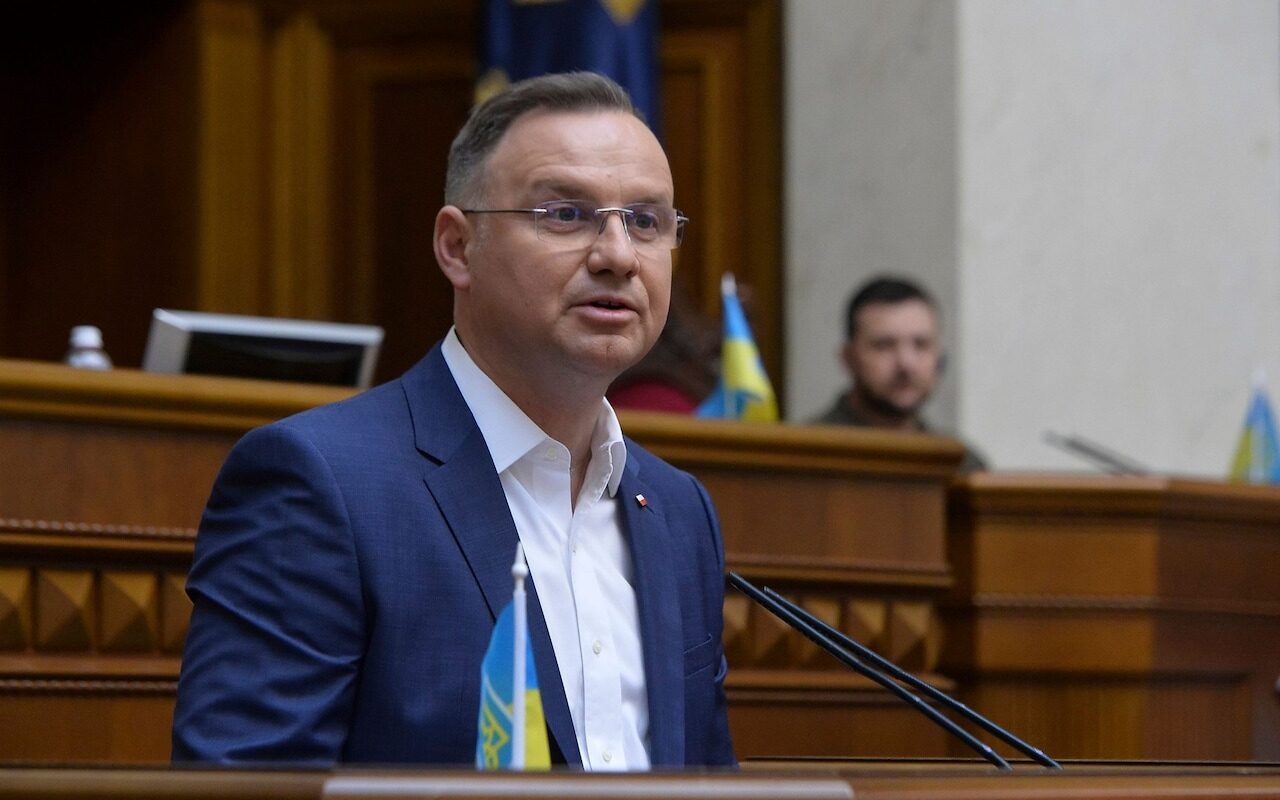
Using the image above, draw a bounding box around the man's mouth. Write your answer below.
[582,297,634,312]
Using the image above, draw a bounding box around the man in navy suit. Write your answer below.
[172,72,735,768]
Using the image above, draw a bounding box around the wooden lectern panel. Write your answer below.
[0,360,354,764]
[946,474,1280,762]
[621,412,963,759]
[0,361,963,763]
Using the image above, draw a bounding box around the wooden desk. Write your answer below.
[946,474,1280,762]
[0,360,963,763]
[3,762,1280,800]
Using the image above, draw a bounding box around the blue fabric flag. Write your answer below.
[1229,380,1280,484]
[478,0,661,132]
[697,274,778,422]
[475,559,550,770]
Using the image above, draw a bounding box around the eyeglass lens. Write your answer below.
[535,201,685,249]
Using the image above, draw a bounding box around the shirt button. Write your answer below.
[592,640,602,655]
[602,750,613,763]
[544,447,558,461]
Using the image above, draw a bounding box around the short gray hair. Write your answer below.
[444,71,643,206]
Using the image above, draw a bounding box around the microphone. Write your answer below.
[1043,431,1149,476]
[727,572,1012,771]
[758,584,1061,770]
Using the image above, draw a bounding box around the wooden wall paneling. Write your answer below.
[740,0,783,396]
[267,11,335,319]
[2,0,786,405]
[662,0,783,403]
[330,40,475,383]
[0,362,358,764]
[1,418,231,528]
[627,412,963,759]
[662,30,744,318]
[2,6,201,366]
[0,689,178,764]
[958,674,1251,762]
[728,689,953,760]
[196,0,269,315]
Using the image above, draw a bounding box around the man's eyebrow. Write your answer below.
[529,180,584,198]
[528,179,673,206]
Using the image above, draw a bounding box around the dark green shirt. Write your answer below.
[810,392,989,473]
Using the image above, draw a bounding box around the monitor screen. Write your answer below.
[142,309,384,389]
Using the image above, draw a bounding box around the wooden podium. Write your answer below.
[946,474,1280,762]
[0,360,964,763]
[2,359,1279,766]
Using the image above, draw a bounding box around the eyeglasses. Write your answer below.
[460,200,688,250]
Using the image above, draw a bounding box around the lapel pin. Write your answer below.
[635,494,648,508]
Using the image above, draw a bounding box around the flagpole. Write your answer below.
[1252,369,1266,482]
[721,273,739,417]
[510,542,528,770]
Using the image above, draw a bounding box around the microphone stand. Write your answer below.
[759,585,1061,769]
[727,572,1012,771]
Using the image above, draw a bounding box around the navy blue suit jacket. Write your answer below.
[172,344,735,767]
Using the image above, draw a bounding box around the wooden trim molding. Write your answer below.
[0,678,179,695]
[0,360,354,433]
[953,473,1280,525]
[620,411,965,478]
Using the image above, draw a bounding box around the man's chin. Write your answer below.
[563,334,651,379]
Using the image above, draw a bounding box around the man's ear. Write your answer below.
[936,350,948,377]
[839,340,857,373]
[434,206,472,290]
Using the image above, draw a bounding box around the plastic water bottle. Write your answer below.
[64,325,113,370]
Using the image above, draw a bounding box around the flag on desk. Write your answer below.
[1228,375,1280,484]
[477,0,661,131]
[697,273,779,423]
[476,543,550,771]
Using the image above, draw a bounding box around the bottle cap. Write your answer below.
[70,325,104,349]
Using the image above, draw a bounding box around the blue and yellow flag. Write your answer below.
[697,274,778,422]
[478,0,661,131]
[1229,378,1280,484]
[476,546,550,770]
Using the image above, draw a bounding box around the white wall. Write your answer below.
[786,0,1280,478]
[785,0,959,426]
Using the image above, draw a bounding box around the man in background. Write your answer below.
[813,276,987,472]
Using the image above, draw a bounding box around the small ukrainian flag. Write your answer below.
[476,543,551,770]
[1228,374,1280,485]
[697,273,778,422]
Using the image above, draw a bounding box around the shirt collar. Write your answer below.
[441,327,628,495]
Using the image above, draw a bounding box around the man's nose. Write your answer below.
[588,211,639,274]
[895,343,925,370]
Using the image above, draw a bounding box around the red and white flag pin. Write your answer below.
[634,494,648,508]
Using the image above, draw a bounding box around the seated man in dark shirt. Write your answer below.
[812,276,987,472]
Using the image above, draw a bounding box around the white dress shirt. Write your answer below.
[441,329,651,771]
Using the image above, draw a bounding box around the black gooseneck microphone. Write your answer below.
[728,572,1062,770]
[758,584,1062,769]
[728,572,1011,771]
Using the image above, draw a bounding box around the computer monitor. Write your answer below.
[142,309,384,389]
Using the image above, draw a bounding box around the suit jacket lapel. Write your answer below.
[402,346,582,766]
[618,456,685,767]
